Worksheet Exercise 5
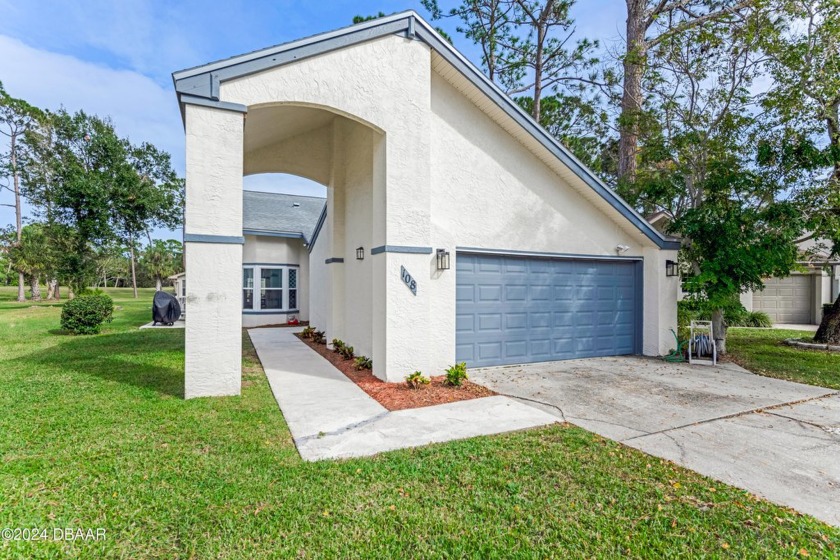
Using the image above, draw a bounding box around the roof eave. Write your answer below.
[172,10,679,251]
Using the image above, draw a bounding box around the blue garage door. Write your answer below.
[456,253,640,367]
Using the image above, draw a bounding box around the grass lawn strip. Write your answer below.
[0,287,837,558]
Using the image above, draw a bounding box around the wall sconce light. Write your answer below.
[436,248,451,270]
[356,246,364,260]
[665,259,678,277]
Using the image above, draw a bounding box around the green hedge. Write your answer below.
[60,293,114,335]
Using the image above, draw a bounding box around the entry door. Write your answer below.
[456,253,640,368]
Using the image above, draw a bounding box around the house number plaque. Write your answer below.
[400,265,417,295]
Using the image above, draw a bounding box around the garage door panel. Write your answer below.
[455,314,474,333]
[505,313,528,329]
[456,284,474,302]
[456,253,639,367]
[505,284,528,301]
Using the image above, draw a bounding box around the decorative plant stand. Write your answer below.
[689,320,717,366]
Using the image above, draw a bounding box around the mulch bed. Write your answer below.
[295,333,495,411]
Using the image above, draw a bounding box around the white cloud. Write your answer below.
[0,35,184,166]
[0,35,184,238]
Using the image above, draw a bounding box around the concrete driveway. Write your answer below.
[470,357,840,527]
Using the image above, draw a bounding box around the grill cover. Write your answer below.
[152,291,182,325]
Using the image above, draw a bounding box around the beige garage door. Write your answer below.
[753,276,812,324]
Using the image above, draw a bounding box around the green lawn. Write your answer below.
[728,328,840,390]
[0,287,837,558]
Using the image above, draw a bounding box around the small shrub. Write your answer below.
[444,362,468,387]
[354,356,372,370]
[405,371,430,389]
[744,311,772,328]
[339,345,355,360]
[331,338,345,352]
[312,331,326,344]
[60,293,114,335]
[301,326,315,339]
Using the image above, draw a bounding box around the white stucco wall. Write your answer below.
[183,104,244,398]
[309,214,330,333]
[338,121,375,359]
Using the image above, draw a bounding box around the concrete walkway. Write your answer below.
[471,357,840,527]
[773,324,819,332]
[248,328,557,461]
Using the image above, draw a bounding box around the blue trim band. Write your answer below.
[456,247,643,262]
[184,234,245,244]
[325,258,344,264]
[180,94,247,113]
[370,245,434,255]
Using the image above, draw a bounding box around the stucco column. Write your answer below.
[642,247,680,355]
[183,102,246,398]
[370,44,434,382]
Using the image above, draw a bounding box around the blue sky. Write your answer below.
[0,0,624,240]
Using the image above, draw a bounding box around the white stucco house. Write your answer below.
[173,12,681,399]
[649,212,840,325]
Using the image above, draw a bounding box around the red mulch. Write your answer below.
[295,333,495,411]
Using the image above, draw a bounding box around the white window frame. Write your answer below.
[242,264,299,313]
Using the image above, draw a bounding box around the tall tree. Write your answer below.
[6,223,52,301]
[422,0,603,122]
[623,3,801,352]
[759,0,840,342]
[0,82,42,301]
[21,109,183,296]
[110,141,183,298]
[617,0,755,184]
[140,239,182,291]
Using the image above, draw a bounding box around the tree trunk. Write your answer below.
[17,272,26,302]
[11,132,26,303]
[155,277,162,291]
[46,278,57,300]
[815,295,840,344]
[711,308,727,355]
[29,274,41,302]
[129,236,138,299]
[618,0,647,183]
[54,282,61,301]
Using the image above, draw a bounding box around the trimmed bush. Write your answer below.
[60,293,114,334]
[354,356,372,370]
[339,345,354,360]
[444,362,468,387]
[405,371,430,389]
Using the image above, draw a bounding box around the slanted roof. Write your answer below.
[173,11,680,251]
[242,191,326,244]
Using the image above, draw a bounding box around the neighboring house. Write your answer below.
[173,12,681,398]
[176,191,325,327]
[648,212,840,325]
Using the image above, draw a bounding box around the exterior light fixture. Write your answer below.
[436,249,451,270]
[356,246,364,260]
[665,259,678,277]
